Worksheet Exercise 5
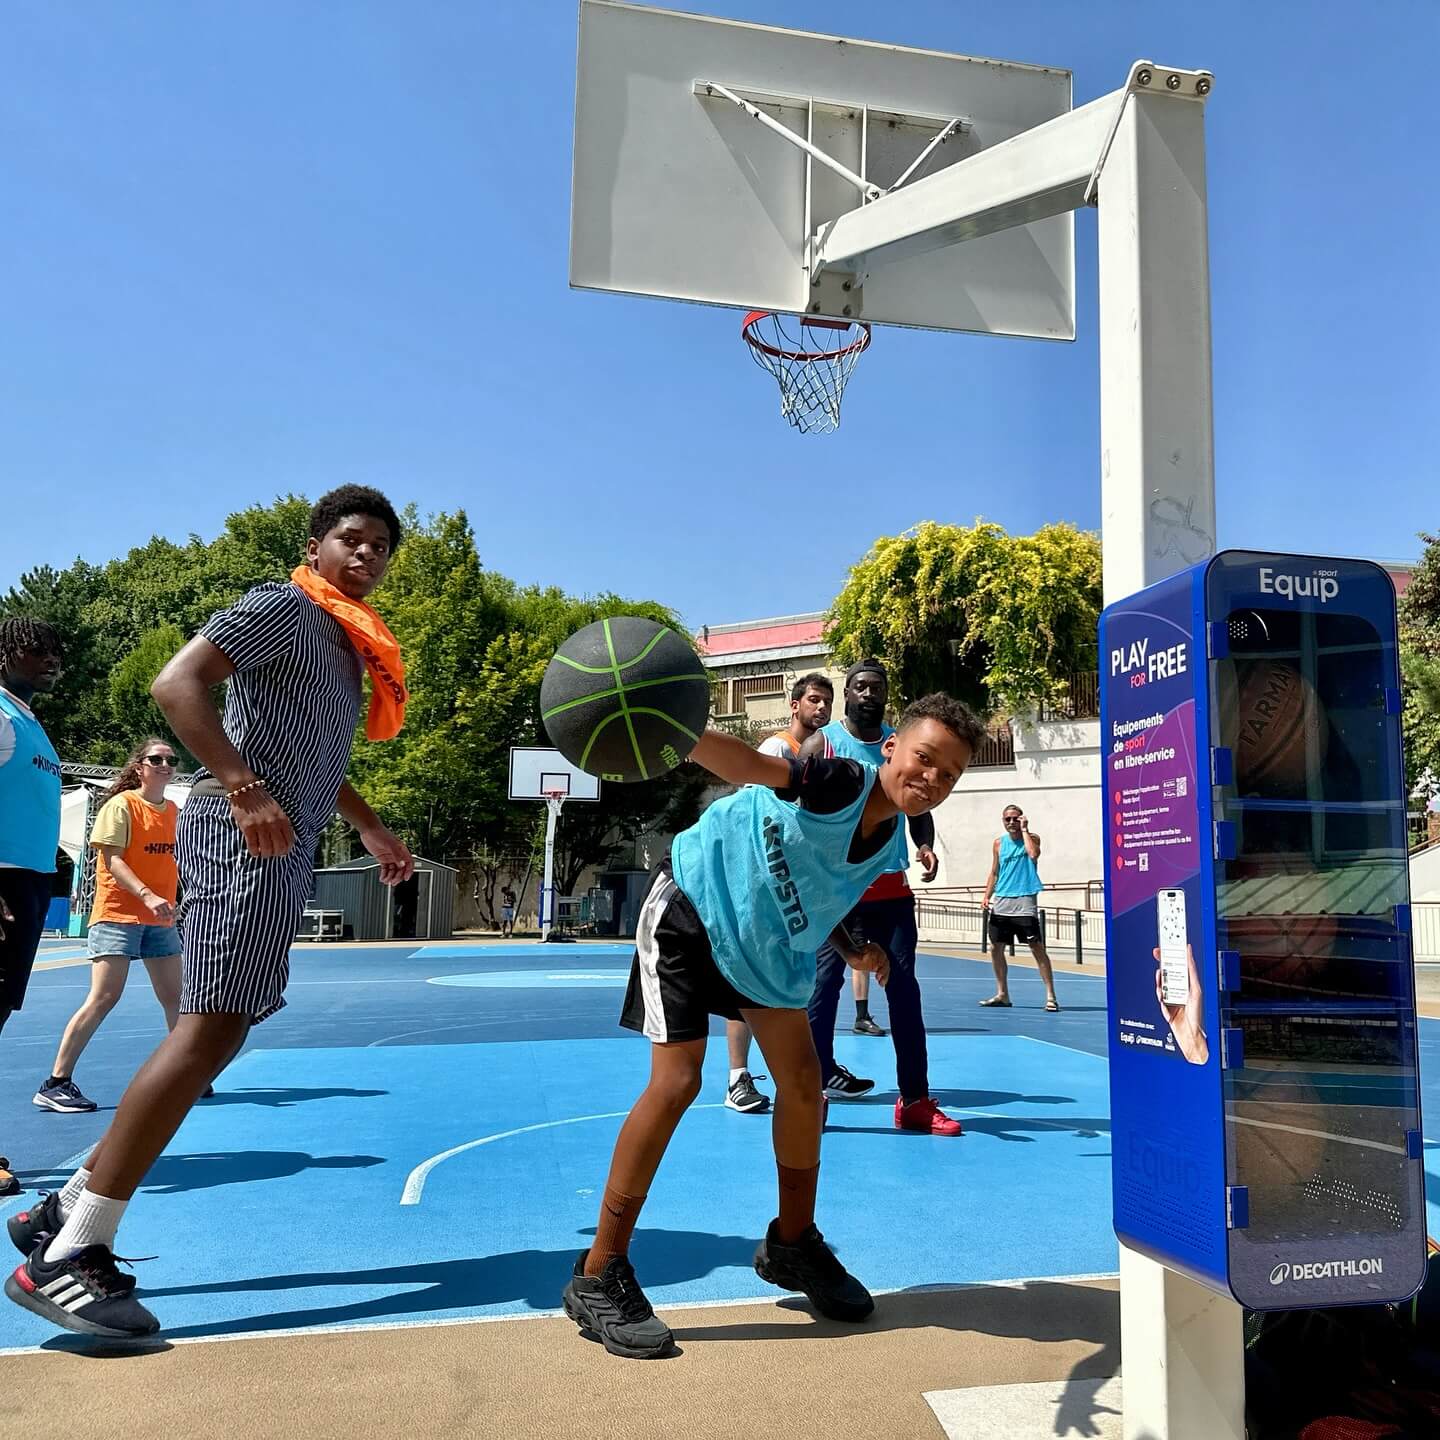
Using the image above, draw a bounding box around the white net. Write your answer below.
[742,312,871,434]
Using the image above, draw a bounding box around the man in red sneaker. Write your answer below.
[804,661,964,1137]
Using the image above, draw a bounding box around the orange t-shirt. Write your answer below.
[89,791,179,926]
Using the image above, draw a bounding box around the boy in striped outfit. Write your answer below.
[7,487,414,1338]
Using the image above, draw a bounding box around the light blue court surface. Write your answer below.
[2,943,1439,1351]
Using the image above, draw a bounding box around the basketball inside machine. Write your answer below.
[1099,550,1424,1311]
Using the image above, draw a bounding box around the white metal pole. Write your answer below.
[540,796,561,942]
[1097,85,1241,1440]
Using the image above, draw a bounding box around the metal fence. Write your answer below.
[916,896,1440,965]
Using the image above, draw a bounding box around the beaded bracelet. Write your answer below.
[227,778,267,799]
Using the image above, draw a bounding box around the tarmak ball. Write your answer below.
[541,617,710,784]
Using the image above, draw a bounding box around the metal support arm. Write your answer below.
[811,61,1213,279]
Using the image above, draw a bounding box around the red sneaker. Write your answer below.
[895,1097,963,1136]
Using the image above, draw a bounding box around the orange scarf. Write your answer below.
[290,565,407,740]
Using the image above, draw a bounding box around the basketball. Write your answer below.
[1222,658,1328,796]
[540,617,710,783]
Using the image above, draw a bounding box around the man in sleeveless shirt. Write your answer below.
[803,660,964,1137]
[981,803,1061,1011]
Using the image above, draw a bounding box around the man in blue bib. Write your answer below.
[805,659,965,1137]
[0,618,65,1198]
[563,693,986,1361]
[981,803,1061,1011]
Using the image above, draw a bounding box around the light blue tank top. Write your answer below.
[994,832,1043,898]
[820,719,909,875]
[670,764,896,1008]
[0,689,62,872]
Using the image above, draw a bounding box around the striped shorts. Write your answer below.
[175,795,314,1025]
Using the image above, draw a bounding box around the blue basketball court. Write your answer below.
[3,939,1438,1352]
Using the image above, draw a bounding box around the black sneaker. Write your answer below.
[7,1190,63,1256]
[562,1253,673,1359]
[823,1064,874,1100]
[33,1079,98,1114]
[852,1016,887,1037]
[5,1243,158,1337]
[753,1219,874,1321]
[0,1158,17,1199]
[724,1071,771,1114]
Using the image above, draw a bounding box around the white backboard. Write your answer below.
[572,0,1074,339]
[508,746,601,802]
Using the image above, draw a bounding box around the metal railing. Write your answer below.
[1038,670,1101,722]
[914,894,1105,965]
[916,894,1440,966]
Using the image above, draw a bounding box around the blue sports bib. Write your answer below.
[0,690,62,872]
[671,764,896,1008]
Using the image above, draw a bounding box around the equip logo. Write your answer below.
[1258,567,1339,604]
[1269,1257,1383,1286]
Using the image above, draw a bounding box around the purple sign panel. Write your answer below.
[1103,582,1207,1070]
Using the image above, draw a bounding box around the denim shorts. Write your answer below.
[86,920,183,961]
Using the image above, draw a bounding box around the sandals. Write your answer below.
[1045,999,1061,1013]
[979,996,1012,1008]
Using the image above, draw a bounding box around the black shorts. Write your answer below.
[988,908,1043,946]
[0,868,53,1013]
[620,864,768,1043]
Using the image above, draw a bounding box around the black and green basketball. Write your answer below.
[540,617,710,783]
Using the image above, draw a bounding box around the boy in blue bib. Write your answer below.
[563,693,986,1360]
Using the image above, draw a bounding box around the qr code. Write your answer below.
[1139,853,1150,873]
[1175,775,1188,798]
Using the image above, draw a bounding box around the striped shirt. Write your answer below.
[190,582,364,836]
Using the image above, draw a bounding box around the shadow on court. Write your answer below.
[141,1227,766,1338]
[672,1279,1122,1435]
[200,1086,387,1109]
[138,1151,386,1195]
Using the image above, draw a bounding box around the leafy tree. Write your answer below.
[109,624,186,747]
[824,520,1103,716]
[1400,532,1440,801]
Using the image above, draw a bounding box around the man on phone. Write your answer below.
[980,804,1060,1012]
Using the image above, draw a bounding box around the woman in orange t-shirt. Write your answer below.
[33,739,183,1113]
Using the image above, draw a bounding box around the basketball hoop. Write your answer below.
[742,311,871,434]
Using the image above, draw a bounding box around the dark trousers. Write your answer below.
[807,894,929,1101]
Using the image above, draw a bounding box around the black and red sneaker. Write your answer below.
[5,1244,158,1337]
[7,1189,62,1256]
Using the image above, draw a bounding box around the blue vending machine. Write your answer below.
[1100,550,1425,1309]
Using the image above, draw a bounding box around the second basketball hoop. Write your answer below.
[741,310,871,434]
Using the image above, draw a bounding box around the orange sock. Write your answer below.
[584,1186,646,1277]
[776,1162,820,1243]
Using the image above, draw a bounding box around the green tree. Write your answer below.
[824,520,1103,716]
[108,624,186,747]
[348,510,704,888]
[1399,532,1440,802]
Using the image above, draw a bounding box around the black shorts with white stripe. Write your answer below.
[620,863,769,1044]
[175,794,315,1025]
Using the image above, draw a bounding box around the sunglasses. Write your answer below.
[143,755,178,768]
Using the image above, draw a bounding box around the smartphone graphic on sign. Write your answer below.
[1158,889,1189,1006]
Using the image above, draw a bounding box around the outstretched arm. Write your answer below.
[688,730,793,790]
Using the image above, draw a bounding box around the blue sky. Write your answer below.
[3,1,1436,631]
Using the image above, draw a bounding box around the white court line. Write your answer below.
[0,1267,1123,1358]
[401,1104,725,1204]
[400,1095,1109,1208]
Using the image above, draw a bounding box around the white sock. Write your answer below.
[729,1068,748,1086]
[57,1166,92,1220]
[44,1188,128,1262]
